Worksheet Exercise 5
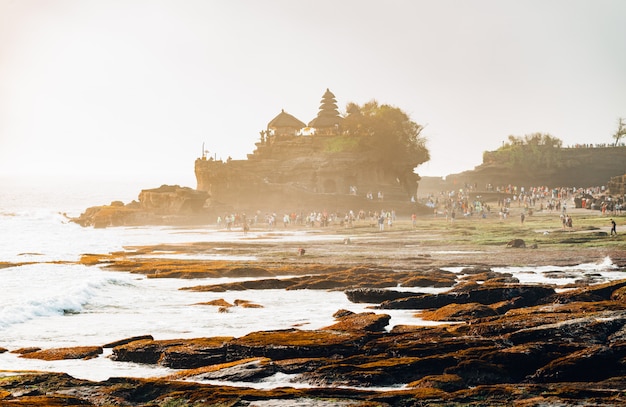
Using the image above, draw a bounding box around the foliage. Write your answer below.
[341,100,430,169]
[323,134,360,153]
[485,133,563,172]
[337,100,430,197]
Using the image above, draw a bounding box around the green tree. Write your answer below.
[493,133,563,172]
[342,100,429,168]
[341,100,429,196]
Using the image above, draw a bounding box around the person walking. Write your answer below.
[610,219,617,236]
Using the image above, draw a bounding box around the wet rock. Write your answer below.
[408,373,465,392]
[419,302,498,321]
[19,346,103,361]
[322,312,390,332]
[377,285,555,310]
[233,299,263,308]
[228,329,366,361]
[506,311,626,346]
[445,358,510,385]
[531,345,625,382]
[112,337,233,367]
[344,288,418,304]
[185,358,278,382]
[11,347,41,354]
[195,298,234,307]
[103,335,154,348]
[332,309,355,319]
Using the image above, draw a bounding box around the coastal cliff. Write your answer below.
[425,146,626,192]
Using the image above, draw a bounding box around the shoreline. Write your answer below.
[1,202,625,406]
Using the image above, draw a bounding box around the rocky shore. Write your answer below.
[2,207,626,406]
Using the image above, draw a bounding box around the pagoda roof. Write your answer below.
[308,88,343,128]
[267,109,306,129]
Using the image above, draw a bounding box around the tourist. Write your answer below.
[610,219,617,236]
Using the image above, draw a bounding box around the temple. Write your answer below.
[195,89,423,214]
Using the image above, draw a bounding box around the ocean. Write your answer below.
[0,176,623,386]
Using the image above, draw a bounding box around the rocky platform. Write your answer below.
[3,269,626,405]
[3,209,626,406]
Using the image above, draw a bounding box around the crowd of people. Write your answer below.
[212,182,621,236]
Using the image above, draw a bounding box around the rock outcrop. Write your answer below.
[8,279,626,406]
[71,185,209,227]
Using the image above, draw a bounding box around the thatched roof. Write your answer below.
[268,109,306,129]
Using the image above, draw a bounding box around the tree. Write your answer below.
[613,117,626,146]
[341,100,429,168]
[340,100,429,197]
[492,133,563,171]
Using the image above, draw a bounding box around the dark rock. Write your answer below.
[332,309,355,319]
[345,288,419,304]
[419,302,498,321]
[445,358,510,385]
[377,285,555,309]
[322,312,390,332]
[531,345,624,382]
[19,346,103,361]
[507,311,626,346]
[103,335,154,348]
[190,359,278,382]
[408,373,465,392]
[506,239,526,248]
[111,337,232,367]
[227,329,366,361]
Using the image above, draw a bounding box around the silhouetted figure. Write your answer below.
[610,219,617,236]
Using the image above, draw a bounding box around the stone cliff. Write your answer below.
[421,146,626,193]
[195,142,422,216]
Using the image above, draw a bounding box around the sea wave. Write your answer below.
[0,266,133,331]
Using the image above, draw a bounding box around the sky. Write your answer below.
[1,0,625,189]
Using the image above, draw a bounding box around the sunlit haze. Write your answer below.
[1,0,625,189]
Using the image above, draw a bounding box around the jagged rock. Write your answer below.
[377,285,555,309]
[112,337,233,367]
[72,185,209,227]
[408,373,465,392]
[506,311,626,346]
[103,335,154,348]
[187,359,277,382]
[530,345,625,382]
[138,185,209,214]
[344,288,420,304]
[227,329,365,361]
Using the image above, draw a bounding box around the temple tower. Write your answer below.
[308,88,343,135]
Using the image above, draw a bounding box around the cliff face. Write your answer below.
[427,146,626,191]
[195,135,424,215]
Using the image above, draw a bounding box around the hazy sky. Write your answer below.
[1,0,625,187]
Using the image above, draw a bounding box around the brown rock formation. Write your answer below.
[71,185,209,227]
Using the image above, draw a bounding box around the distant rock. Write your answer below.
[72,185,209,227]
